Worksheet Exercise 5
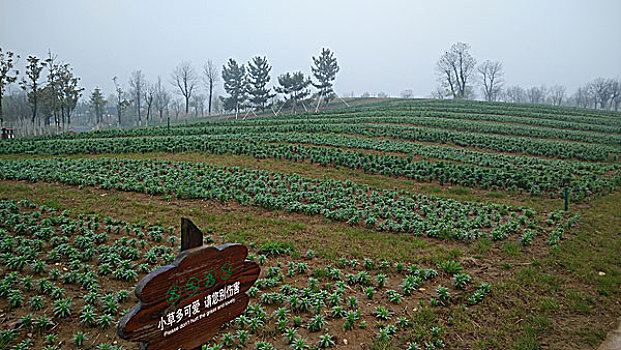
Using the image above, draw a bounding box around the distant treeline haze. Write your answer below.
[0,44,619,137]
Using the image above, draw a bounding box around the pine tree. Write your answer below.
[89,88,106,126]
[247,56,275,112]
[275,72,310,114]
[311,48,340,108]
[220,58,247,118]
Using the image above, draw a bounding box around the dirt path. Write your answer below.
[599,317,621,350]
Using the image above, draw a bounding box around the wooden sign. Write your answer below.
[118,219,260,350]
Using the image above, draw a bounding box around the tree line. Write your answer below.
[432,42,621,111]
[0,48,83,136]
[0,47,340,135]
[2,43,619,137]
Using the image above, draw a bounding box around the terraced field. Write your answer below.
[0,99,619,349]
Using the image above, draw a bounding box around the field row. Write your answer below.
[2,134,618,199]
[0,157,547,242]
[7,122,619,162]
[383,100,621,126]
[26,110,621,145]
[202,113,620,145]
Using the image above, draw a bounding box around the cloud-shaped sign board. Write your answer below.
[118,243,260,350]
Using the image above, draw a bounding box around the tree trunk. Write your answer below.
[208,84,213,115]
[185,96,190,114]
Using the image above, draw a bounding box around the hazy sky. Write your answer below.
[1,0,620,100]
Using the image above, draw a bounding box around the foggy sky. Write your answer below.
[1,0,620,100]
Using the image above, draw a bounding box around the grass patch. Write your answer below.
[566,290,594,314]
[502,241,521,257]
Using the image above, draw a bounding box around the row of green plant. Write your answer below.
[20,100,621,143]
[0,199,497,349]
[0,158,536,240]
[31,119,614,161]
[182,112,619,145]
[3,133,618,199]
[166,122,616,161]
[385,99,621,127]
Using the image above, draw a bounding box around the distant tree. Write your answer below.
[20,55,46,133]
[400,89,413,98]
[311,48,340,108]
[171,98,183,120]
[3,91,29,123]
[89,87,106,126]
[153,76,170,123]
[477,60,503,102]
[436,42,477,99]
[247,56,275,112]
[113,76,130,127]
[128,70,146,125]
[275,71,311,114]
[549,85,566,106]
[0,48,19,127]
[202,60,218,115]
[191,94,205,116]
[220,58,247,117]
[431,86,446,100]
[527,86,547,104]
[377,92,388,98]
[171,61,198,114]
[610,80,620,111]
[573,86,591,109]
[587,78,613,109]
[361,92,370,98]
[58,63,82,130]
[505,86,527,103]
[143,83,155,126]
[45,53,82,132]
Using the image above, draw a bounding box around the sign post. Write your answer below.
[118,218,260,350]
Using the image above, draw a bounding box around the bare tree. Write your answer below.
[587,78,613,110]
[3,90,29,124]
[128,70,146,125]
[113,76,129,127]
[154,76,170,123]
[400,89,413,98]
[505,86,527,103]
[143,83,155,126]
[436,42,477,99]
[477,60,503,102]
[171,98,183,121]
[202,60,218,115]
[191,94,205,117]
[527,86,547,104]
[549,85,566,106]
[171,61,198,114]
[573,86,591,108]
[431,86,446,100]
[610,80,621,111]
